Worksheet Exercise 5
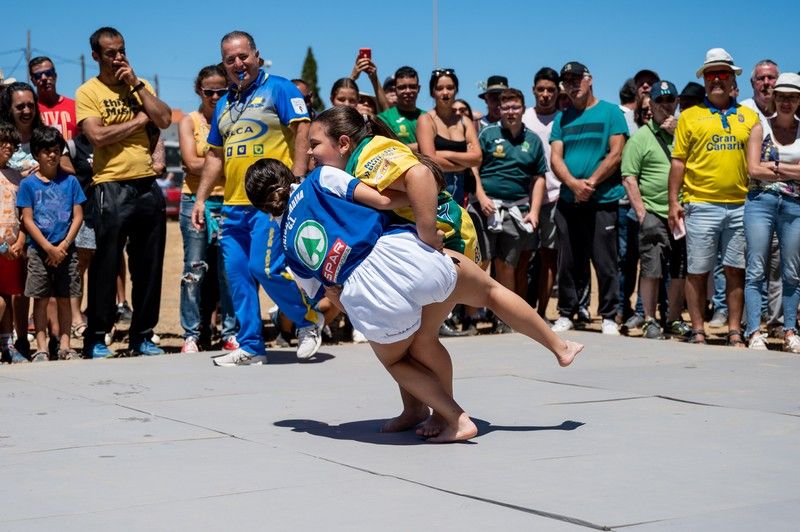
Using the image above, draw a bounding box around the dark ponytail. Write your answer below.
[245,158,295,217]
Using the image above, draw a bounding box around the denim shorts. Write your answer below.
[684,202,745,274]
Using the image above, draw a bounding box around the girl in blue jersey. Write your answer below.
[245,158,582,443]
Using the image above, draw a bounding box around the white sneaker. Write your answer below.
[601,319,620,336]
[748,333,768,350]
[181,337,199,354]
[296,314,324,360]
[785,334,800,354]
[551,317,574,332]
[351,328,369,344]
[212,348,266,367]
[151,333,161,345]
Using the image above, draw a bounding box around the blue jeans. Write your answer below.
[220,206,319,356]
[743,190,800,337]
[179,195,237,341]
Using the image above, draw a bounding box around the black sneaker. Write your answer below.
[642,319,664,340]
[116,301,133,324]
[494,320,514,334]
[668,320,692,338]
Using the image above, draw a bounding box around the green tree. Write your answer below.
[300,47,324,113]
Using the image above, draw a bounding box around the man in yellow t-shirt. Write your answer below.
[667,48,758,346]
[75,26,172,358]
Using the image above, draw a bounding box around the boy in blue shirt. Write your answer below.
[17,127,85,361]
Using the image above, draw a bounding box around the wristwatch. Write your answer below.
[132,81,146,93]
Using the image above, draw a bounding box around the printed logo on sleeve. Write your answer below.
[322,238,352,283]
[294,220,327,270]
[291,97,308,115]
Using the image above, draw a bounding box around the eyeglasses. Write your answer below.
[32,68,56,81]
[500,105,523,113]
[14,102,36,110]
[774,93,800,103]
[703,70,732,81]
[202,88,228,97]
[432,68,455,77]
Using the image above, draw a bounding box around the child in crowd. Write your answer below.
[16,127,85,361]
[0,123,27,363]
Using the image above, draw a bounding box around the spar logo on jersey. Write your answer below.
[322,238,352,283]
[294,221,328,270]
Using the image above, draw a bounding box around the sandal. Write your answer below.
[726,329,746,348]
[687,329,707,344]
[57,348,82,361]
[31,351,49,362]
[71,322,88,339]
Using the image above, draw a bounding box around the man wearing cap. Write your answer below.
[622,81,689,340]
[29,57,78,141]
[634,69,660,101]
[377,66,423,150]
[678,82,705,111]
[550,61,628,335]
[477,75,509,130]
[668,48,760,346]
[740,60,783,338]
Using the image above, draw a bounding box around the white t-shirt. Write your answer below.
[619,105,638,136]
[522,107,560,204]
[740,97,773,130]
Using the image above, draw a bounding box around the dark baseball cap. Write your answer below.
[650,80,678,100]
[634,69,660,86]
[560,62,590,79]
[679,82,705,100]
[479,75,509,99]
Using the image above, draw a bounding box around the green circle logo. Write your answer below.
[294,221,327,270]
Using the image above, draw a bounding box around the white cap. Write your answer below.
[774,73,800,94]
[696,48,743,78]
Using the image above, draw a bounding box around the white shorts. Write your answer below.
[342,231,457,344]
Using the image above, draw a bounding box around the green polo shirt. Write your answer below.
[478,124,548,202]
[377,106,424,145]
[620,120,673,218]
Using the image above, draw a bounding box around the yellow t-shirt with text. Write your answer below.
[672,103,759,204]
[75,77,157,184]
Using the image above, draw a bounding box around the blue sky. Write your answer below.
[4,0,799,116]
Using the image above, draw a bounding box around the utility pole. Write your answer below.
[80,54,85,83]
[154,74,160,97]
[25,30,31,82]
[432,0,438,68]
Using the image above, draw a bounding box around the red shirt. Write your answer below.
[39,96,78,140]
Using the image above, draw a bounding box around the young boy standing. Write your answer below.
[16,127,85,361]
[0,124,28,363]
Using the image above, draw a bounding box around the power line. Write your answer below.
[30,48,82,65]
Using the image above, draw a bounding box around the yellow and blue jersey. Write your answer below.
[208,69,310,205]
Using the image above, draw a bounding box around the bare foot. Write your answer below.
[427,413,478,443]
[381,406,430,433]
[416,413,445,438]
[555,340,584,367]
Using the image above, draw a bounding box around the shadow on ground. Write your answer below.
[273,418,584,445]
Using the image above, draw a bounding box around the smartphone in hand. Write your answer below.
[358,48,371,60]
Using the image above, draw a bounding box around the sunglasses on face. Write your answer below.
[32,68,56,81]
[202,88,228,97]
[703,70,732,81]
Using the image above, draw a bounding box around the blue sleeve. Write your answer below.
[608,104,630,138]
[207,99,226,147]
[15,179,32,208]
[70,175,86,205]
[273,77,310,126]
[549,112,563,143]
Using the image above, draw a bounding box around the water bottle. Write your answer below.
[0,241,8,254]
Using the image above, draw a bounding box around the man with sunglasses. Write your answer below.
[621,81,689,340]
[377,66,423,150]
[29,57,77,141]
[76,27,172,358]
[668,48,760,347]
[550,62,628,336]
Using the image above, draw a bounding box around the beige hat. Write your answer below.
[774,73,800,94]
[0,68,17,86]
[695,48,742,78]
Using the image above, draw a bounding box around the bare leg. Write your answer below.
[666,278,686,322]
[686,272,708,338]
[537,248,557,318]
[724,266,745,334]
[446,250,583,367]
[33,298,49,354]
[640,276,659,320]
[514,250,532,299]
[371,338,477,443]
[56,298,72,351]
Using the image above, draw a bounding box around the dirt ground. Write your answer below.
[100,219,782,355]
